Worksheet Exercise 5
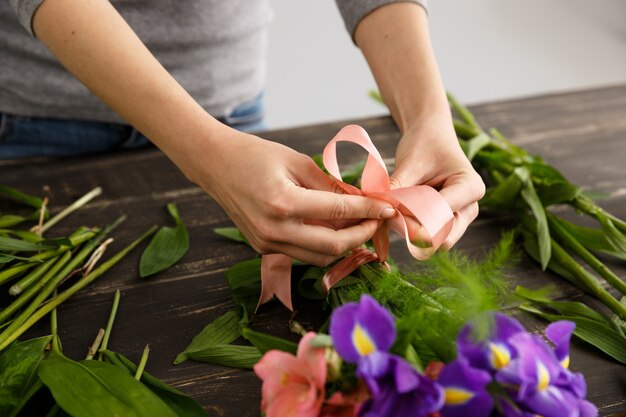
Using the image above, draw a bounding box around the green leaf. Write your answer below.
[186,345,262,369]
[39,352,178,417]
[535,180,581,206]
[241,327,297,354]
[520,304,626,365]
[0,236,54,252]
[174,310,242,364]
[100,350,209,417]
[140,203,189,278]
[480,169,524,209]
[549,216,626,261]
[598,215,626,256]
[459,133,491,161]
[214,227,249,245]
[0,336,51,416]
[0,214,32,229]
[519,170,551,270]
[0,186,44,209]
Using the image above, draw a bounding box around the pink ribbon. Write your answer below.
[257,125,455,311]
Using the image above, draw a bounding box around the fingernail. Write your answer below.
[379,207,396,219]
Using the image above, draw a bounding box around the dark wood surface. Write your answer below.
[2,84,625,416]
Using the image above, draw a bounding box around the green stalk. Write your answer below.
[51,290,60,353]
[550,238,626,320]
[43,405,60,417]
[9,255,59,296]
[0,218,125,347]
[447,92,481,131]
[0,227,96,286]
[99,289,121,360]
[548,213,626,296]
[134,345,150,380]
[573,195,626,235]
[40,187,102,233]
[0,226,156,351]
[0,253,71,324]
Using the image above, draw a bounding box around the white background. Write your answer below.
[265,0,626,129]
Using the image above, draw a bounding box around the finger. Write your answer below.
[264,243,338,267]
[438,173,485,212]
[286,186,395,221]
[441,202,479,250]
[278,219,381,257]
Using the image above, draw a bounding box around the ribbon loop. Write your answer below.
[257,125,455,311]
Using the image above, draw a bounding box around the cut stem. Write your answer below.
[86,328,105,360]
[40,187,102,233]
[99,289,121,360]
[0,225,157,351]
[134,345,150,380]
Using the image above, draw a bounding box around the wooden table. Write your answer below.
[2,85,625,416]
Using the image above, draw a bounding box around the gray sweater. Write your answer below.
[2,0,425,124]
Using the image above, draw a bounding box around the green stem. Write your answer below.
[548,213,626,296]
[9,255,58,296]
[51,290,60,353]
[134,345,150,380]
[551,238,626,320]
[447,92,481,131]
[99,289,121,360]
[0,226,156,351]
[0,253,71,324]
[0,227,96,286]
[43,404,60,417]
[40,187,102,233]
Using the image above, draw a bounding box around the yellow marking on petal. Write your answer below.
[444,388,474,405]
[537,362,550,391]
[561,355,570,369]
[280,372,289,386]
[489,342,511,369]
[352,324,376,356]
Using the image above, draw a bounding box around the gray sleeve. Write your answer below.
[10,0,46,36]
[335,0,428,40]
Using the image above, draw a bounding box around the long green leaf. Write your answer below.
[0,186,44,209]
[100,350,209,417]
[186,345,262,369]
[140,203,189,278]
[0,236,54,252]
[39,352,178,417]
[550,216,626,261]
[214,227,248,245]
[0,336,51,416]
[520,304,626,365]
[459,133,491,162]
[241,327,297,354]
[174,310,241,364]
[519,170,551,270]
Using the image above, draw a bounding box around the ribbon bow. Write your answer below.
[257,125,455,311]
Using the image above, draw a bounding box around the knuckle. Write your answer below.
[471,175,487,200]
[331,196,351,219]
[325,239,345,257]
[267,196,293,219]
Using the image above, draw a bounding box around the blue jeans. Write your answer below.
[0,93,266,159]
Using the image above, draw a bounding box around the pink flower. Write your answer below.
[254,332,327,417]
[321,383,369,417]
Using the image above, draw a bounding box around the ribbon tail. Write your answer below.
[372,222,389,262]
[258,254,293,312]
[321,248,380,293]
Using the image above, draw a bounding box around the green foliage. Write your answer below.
[140,203,189,278]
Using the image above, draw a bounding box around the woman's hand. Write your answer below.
[188,129,397,266]
[391,114,485,249]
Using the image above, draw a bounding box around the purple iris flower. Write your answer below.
[545,321,575,369]
[329,294,396,363]
[357,351,444,417]
[496,332,598,417]
[456,313,525,372]
[437,358,493,417]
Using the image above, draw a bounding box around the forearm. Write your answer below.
[33,0,223,183]
[355,3,450,134]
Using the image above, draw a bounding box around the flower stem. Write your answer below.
[548,213,626,296]
[40,187,102,233]
[99,289,121,360]
[86,328,105,360]
[134,344,150,380]
[0,225,156,351]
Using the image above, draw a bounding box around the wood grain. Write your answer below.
[1,84,625,416]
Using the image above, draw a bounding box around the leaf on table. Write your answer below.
[185,344,262,369]
[214,227,249,245]
[39,351,178,417]
[519,303,626,365]
[0,186,45,210]
[535,180,581,207]
[549,216,626,261]
[140,203,189,278]
[0,236,55,252]
[598,215,626,256]
[0,336,51,416]
[174,309,242,364]
[480,168,524,209]
[241,327,297,355]
[100,350,209,417]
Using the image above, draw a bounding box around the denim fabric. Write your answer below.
[0,93,266,159]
